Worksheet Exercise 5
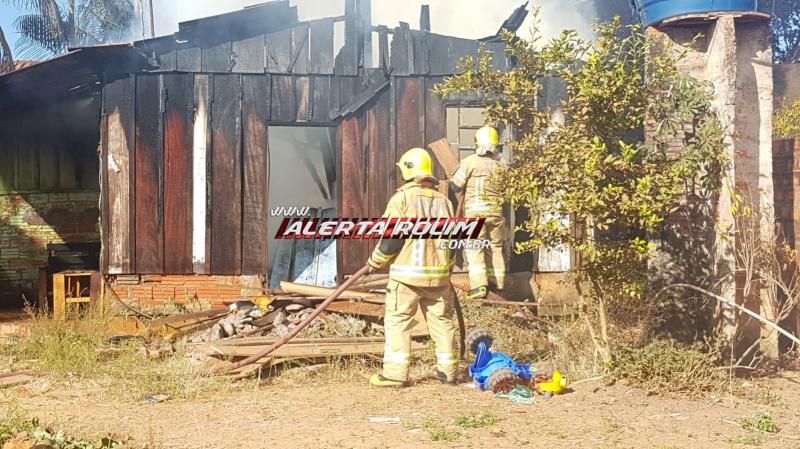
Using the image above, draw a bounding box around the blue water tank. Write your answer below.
[630,0,759,27]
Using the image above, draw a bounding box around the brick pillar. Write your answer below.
[648,15,775,358]
[773,137,800,348]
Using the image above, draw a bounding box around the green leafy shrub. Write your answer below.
[436,12,726,362]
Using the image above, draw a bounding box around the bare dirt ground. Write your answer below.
[2,371,799,449]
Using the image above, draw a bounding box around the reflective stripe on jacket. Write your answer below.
[367,179,455,288]
[452,154,505,217]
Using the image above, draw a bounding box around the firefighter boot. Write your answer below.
[369,373,408,388]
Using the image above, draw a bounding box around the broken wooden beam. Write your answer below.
[279,281,383,302]
[428,138,459,178]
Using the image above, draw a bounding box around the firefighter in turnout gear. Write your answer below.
[368,148,458,388]
[452,126,508,300]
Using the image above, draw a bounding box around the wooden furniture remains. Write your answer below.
[52,271,102,320]
[38,242,101,312]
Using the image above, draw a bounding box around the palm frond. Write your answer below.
[0,25,14,73]
[14,34,56,59]
[14,13,68,57]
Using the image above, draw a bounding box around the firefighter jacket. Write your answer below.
[367,178,455,288]
[452,154,505,217]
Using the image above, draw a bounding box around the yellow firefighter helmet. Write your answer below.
[397,147,433,181]
[475,126,500,147]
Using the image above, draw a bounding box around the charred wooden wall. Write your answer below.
[99,71,453,278]
[337,76,448,276]
[100,0,511,279]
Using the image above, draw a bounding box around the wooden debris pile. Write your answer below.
[171,278,415,377]
[110,274,539,379]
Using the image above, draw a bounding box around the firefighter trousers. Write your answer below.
[465,215,507,290]
[382,279,457,381]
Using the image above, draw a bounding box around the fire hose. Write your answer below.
[226,264,371,373]
[225,264,468,374]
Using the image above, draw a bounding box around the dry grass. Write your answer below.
[0,307,241,401]
[610,340,728,397]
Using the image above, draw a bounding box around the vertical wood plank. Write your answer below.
[371,89,391,215]
[99,113,109,273]
[163,74,194,274]
[58,146,77,189]
[334,0,359,76]
[192,75,211,274]
[290,23,310,74]
[311,76,332,122]
[16,144,38,190]
[424,77,446,179]
[388,77,398,192]
[202,41,233,72]
[232,34,266,73]
[241,75,270,276]
[270,75,296,122]
[134,75,164,274]
[412,31,430,75]
[210,74,243,274]
[395,77,425,160]
[295,76,310,121]
[78,145,100,190]
[177,44,202,72]
[265,28,292,73]
[53,273,65,320]
[103,76,135,274]
[0,139,15,193]
[309,18,334,74]
[378,27,389,72]
[339,115,369,275]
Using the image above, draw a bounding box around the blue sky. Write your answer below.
[1,3,18,47]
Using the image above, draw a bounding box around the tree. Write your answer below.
[766,0,800,63]
[435,15,726,363]
[0,25,12,73]
[2,0,135,59]
[775,98,800,138]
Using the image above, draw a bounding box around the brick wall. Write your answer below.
[107,274,265,310]
[773,139,800,248]
[0,192,100,307]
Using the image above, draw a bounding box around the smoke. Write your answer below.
[141,0,632,41]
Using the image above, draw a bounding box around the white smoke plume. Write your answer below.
[138,0,632,42]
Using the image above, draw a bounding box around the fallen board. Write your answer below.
[208,340,427,358]
[0,370,37,388]
[279,281,383,302]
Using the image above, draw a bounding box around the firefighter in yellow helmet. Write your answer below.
[451,126,508,300]
[367,148,458,387]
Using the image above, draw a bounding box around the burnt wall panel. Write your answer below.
[271,75,296,122]
[210,74,243,274]
[103,76,136,274]
[338,115,369,275]
[232,34,266,73]
[395,77,425,159]
[163,74,194,274]
[241,75,270,275]
[202,41,234,72]
[134,75,164,274]
[309,18,334,75]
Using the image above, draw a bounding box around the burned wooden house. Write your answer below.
[0,0,546,310]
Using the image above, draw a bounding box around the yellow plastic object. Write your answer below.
[253,295,274,311]
[396,148,433,181]
[539,370,567,395]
